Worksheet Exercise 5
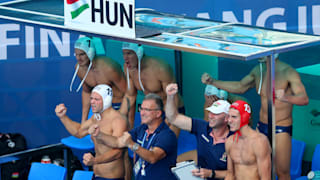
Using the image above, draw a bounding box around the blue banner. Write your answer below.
[0,18,84,148]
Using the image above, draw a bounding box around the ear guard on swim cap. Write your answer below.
[74,37,96,61]
[136,46,144,61]
[230,100,251,128]
[92,84,113,112]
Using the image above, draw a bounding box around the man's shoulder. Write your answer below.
[103,110,127,125]
[250,64,261,75]
[251,131,270,148]
[96,56,122,68]
[225,135,235,150]
[158,125,177,139]
[112,111,127,122]
[144,56,171,69]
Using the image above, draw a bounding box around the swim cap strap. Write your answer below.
[69,61,92,92]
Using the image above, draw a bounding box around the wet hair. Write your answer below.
[143,93,164,111]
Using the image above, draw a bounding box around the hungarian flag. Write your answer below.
[67,0,89,19]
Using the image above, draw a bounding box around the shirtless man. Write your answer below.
[166,83,232,179]
[70,36,126,123]
[225,100,271,180]
[56,84,127,179]
[202,55,308,179]
[89,93,178,180]
[119,42,184,135]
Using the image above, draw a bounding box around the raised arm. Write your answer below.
[254,135,271,180]
[81,82,92,124]
[55,103,92,138]
[158,62,184,136]
[165,83,192,131]
[201,71,256,94]
[276,68,309,105]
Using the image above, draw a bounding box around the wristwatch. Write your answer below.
[210,170,216,179]
[131,143,140,152]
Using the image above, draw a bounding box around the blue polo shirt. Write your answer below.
[191,118,232,180]
[129,121,177,180]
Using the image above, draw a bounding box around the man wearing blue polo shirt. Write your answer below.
[88,93,177,180]
[166,83,232,180]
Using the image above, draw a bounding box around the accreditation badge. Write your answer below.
[134,160,141,175]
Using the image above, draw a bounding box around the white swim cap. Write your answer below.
[122,42,144,61]
[219,89,228,100]
[70,37,96,92]
[74,37,96,61]
[92,84,113,112]
[205,84,228,99]
[205,84,219,96]
[122,42,145,91]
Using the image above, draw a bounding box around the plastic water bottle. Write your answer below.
[307,171,320,180]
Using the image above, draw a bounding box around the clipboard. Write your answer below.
[171,161,203,180]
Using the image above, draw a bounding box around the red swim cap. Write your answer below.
[230,100,251,141]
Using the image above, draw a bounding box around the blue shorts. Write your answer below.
[112,103,121,110]
[92,175,124,180]
[257,122,292,137]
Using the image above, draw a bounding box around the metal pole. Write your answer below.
[174,50,183,96]
[64,148,72,180]
[266,54,276,180]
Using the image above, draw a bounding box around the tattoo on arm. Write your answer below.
[126,97,130,113]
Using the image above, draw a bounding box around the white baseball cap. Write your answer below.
[205,100,230,114]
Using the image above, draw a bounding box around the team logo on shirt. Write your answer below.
[220,152,227,162]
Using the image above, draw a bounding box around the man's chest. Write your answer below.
[230,141,256,165]
[78,69,112,87]
[131,70,162,92]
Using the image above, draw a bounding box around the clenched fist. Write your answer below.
[55,104,67,118]
[88,124,100,137]
[118,132,133,148]
[201,73,214,85]
[166,83,178,96]
[83,153,95,166]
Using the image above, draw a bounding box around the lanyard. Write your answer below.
[137,131,157,172]
[141,131,156,150]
